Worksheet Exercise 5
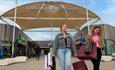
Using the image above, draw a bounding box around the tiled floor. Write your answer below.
[0,55,115,70]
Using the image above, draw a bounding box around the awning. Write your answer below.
[2,1,100,30]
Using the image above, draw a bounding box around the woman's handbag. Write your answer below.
[73,60,88,70]
[77,43,97,60]
[84,41,94,53]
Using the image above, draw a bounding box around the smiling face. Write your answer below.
[92,26,101,35]
[94,28,100,34]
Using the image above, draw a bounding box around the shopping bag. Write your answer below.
[73,60,88,70]
[84,41,94,53]
[77,44,97,60]
[45,52,52,69]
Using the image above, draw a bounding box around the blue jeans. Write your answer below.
[57,48,71,70]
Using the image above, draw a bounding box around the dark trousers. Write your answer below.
[51,57,56,70]
[17,44,26,56]
[35,51,40,59]
[91,47,102,70]
[35,48,41,59]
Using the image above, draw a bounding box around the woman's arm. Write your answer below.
[51,34,59,56]
[71,38,77,56]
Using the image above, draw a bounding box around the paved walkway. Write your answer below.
[0,55,115,70]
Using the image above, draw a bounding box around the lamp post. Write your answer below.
[11,0,18,57]
[85,0,90,34]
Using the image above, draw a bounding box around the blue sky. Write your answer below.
[0,0,115,41]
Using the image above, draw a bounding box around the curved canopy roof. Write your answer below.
[2,1,100,30]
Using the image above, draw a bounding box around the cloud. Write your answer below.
[87,0,115,27]
[100,7,115,26]
[0,6,13,15]
[88,0,97,7]
[0,2,15,15]
[111,0,115,3]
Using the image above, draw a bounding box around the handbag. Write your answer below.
[84,41,95,53]
[77,43,97,60]
[73,60,88,70]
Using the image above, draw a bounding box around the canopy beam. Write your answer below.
[3,17,98,20]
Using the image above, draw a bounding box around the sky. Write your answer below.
[0,0,115,41]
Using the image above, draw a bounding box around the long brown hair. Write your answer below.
[91,26,102,35]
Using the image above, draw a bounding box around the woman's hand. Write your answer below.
[51,53,55,57]
[74,53,77,57]
[72,56,81,63]
[87,34,92,40]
